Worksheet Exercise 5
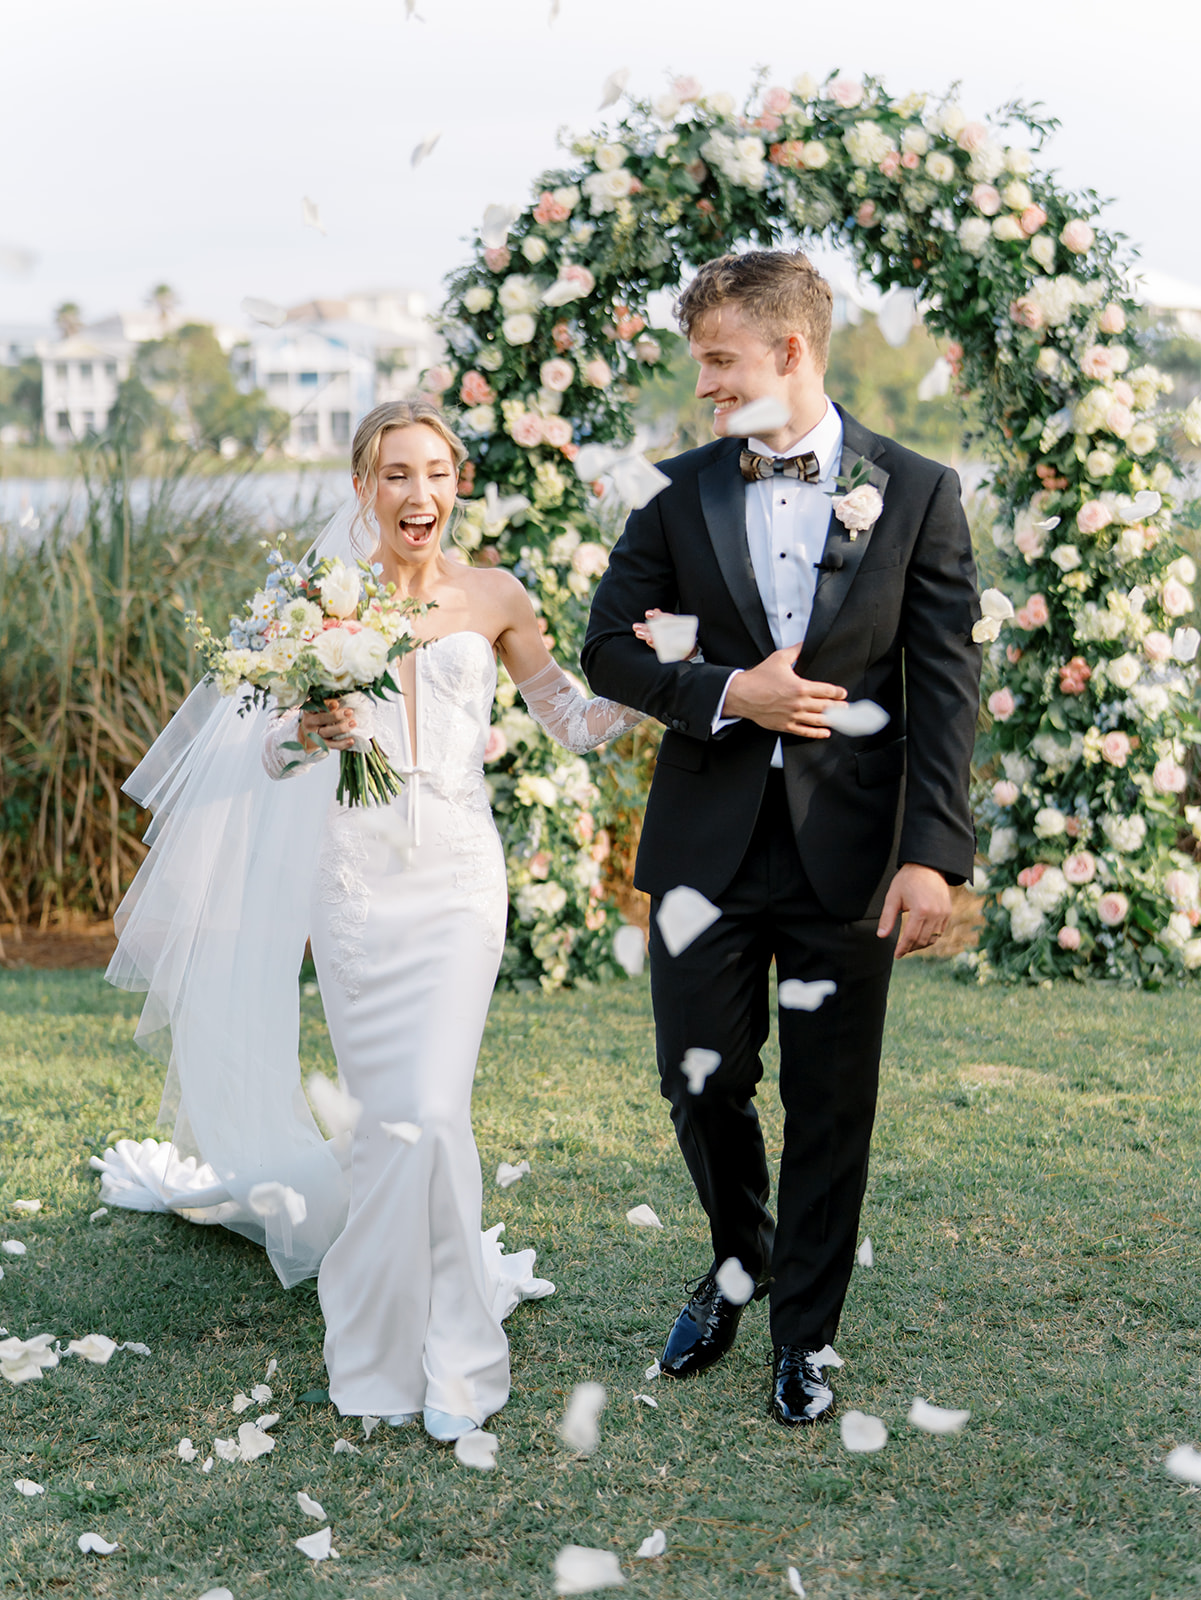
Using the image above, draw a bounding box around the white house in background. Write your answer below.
[1133,268,1201,341]
[39,330,135,444]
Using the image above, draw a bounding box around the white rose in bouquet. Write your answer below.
[312,627,357,690]
[344,628,390,682]
[318,561,362,619]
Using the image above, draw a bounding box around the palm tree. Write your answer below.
[147,283,179,330]
[54,301,82,339]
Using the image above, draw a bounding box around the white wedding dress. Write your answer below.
[96,627,641,1427]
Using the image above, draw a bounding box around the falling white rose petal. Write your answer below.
[644,1360,661,1380]
[306,1072,362,1139]
[89,1209,108,1223]
[646,613,698,663]
[681,1047,721,1095]
[13,1478,44,1496]
[979,587,1015,621]
[240,296,287,329]
[362,1414,380,1440]
[656,885,721,956]
[809,1343,844,1370]
[573,442,622,482]
[67,1334,118,1365]
[11,1200,41,1213]
[120,1342,151,1356]
[333,1438,360,1455]
[553,1544,626,1594]
[778,978,837,1012]
[295,1526,339,1561]
[411,131,442,167]
[908,1396,971,1434]
[715,1256,755,1306]
[840,1410,888,1453]
[971,617,1001,643]
[231,1393,253,1414]
[2,1240,27,1255]
[381,1120,423,1145]
[626,1204,663,1229]
[1172,627,1200,663]
[560,1381,607,1454]
[822,699,889,737]
[481,204,520,250]
[177,1438,198,1462]
[633,1393,659,1407]
[251,1383,273,1404]
[454,1428,500,1470]
[722,396,791,436]
[1117,489,1161,524]
[608,453,671,510]
[857,1236,874,1267]
[787,1567,807,1598]
[496,1160,532,1189]
[635,1529,666,1559]
[248,1182,307,1226]
[1033,516,1061,531]
[612,924,646,977]
[916,358,951,401]
[598,67,630,110]
[1165,1444,1201,1484]
[78,1533,119,1555]
[297,1491,326,1519]
[301,197,326,235]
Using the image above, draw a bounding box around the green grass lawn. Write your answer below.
[1,962,1200,1599]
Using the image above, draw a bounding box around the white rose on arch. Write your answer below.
[502,313,537,346]
[497,274,542,314]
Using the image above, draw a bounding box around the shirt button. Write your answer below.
[778,551,786,559]
[786,612,792,619]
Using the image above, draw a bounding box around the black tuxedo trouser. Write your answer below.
[648,770,897,1348]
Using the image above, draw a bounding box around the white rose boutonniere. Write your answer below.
[833,483,884,539]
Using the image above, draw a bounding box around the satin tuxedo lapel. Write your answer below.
[698,440,776,660]
[798,410,891,672]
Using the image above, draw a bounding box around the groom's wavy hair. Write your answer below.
[350,400,468,554]
[675,251,834,371]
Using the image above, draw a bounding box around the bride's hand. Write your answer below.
[300,700,357,752]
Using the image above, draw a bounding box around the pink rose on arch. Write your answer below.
[1007,644,1023,664]
[829,77,864,108]
[957,121,989,151]
[1153,758,1188,794]
[1064,816,1083,838]
[459,370,495,407]
[1025,593,1049,626]
[561,441,580,462]
[1162,577,1194,617]
[483,245,511,272]
[1014,524,1045,560]
[1165,869,1198,907]
[1011,296,1043,330]
[533,190,572,225]
[1020,204,1048,236]
[992,779,1020,806]
[1099,303,1127,335]
[510,413,545,448]
[1144,631,1173,663]
[1063,852,1097,885]
[763,86,793,114]
[856,201,878,227]
[988,687,1016,721]
[528,851,552,880]
[972,184,1001,216]
[423,364,454,394]
[539,358,575,392]
[1018,863,1047,888]
[1076,500,1112,535]
[1096,892,1129,927]
[1061,219,1096,254]
[1057,925,1082,951]
[879,151,901,179]
[672,75,703,101]
[755,113,782,133]
[1113,379,1134,407]
[1080,346,1117,382]
[541,415,573,450]
[901,150,919,169]
[1105,402,1134,438]
[1101,730,1131,767]
[581,357,613,389]
[484,726,508,763]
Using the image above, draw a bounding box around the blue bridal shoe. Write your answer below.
[423,1406,477,1442]
[386,1412,419,1427]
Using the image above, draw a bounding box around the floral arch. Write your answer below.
[425,71,1201,990]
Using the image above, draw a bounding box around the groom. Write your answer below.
[582,250,980,1425]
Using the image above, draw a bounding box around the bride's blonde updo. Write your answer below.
[350,400,467,549]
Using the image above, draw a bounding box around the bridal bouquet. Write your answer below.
[188,537,425,808]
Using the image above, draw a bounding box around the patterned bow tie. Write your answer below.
[739,449,821,484]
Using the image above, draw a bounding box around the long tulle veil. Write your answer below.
[105,500,369,1286]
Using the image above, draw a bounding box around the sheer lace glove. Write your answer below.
[261,695,377,781]
[515,661,643,754]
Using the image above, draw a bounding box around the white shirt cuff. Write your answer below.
[711,669,743,735]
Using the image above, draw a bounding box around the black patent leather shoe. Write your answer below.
[661,1270,757,1379]
[768,1344,836,1426]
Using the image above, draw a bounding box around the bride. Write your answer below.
[97,399,642,1442]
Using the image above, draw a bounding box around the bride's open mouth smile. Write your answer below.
[398,513,438,545]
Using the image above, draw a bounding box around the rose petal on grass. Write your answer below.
[809,1344,844,1370]
[856,1237,874,1267]
[255,1413,280,1431]
[411,131,442,167]
[197,1589,234,1600]
[88,1208,108,1223]
[13,1478,44,1495]
[644,1360,661,1381]
[231,1394,253,1414]
[681,1047,721,1095]
[235,1422,275,1462]
[251,1383,273,1404]
[77,1532,119,1554]
[214,1438,240,1462]
[306,1073,362,1139]
[67,1334,118,1365]
[301,197,326,235]
[295,1526,339,1561]
[598,67,630,110]
[822,699,889,737]
[626,1204,662,1230]
[297,1491,326,1519]
[380,1120,422,1145]
[715,1256,755,1306]
[1165,1444,1201,1484]
[333,1438,360,1455]
[248,1182,308,1226]
[635,1528,666,1558]
[454,1428,499,1470]
[787,1567,807,1597]
[778,979,837,1012]
[633,1393,658,1407]
[908,1396,971,1435]
[120,1342,151,1356]
[2,1240,27,1255]
[612,925,646,977]
[201,1457,213,1473]
[553,1544,626,1593]
[496,1160,531,1189]
[559,1382,606,1454]
[362,1415,380,1440]
[177,1438,198,1462]
[722,396,791,436]
[265,1358,278,1380]
[240,296,288,328]
[840,1410,888,1453]
[646,613,698,663]
[11,1200,41,1213]
[656,886,721,956]
[0,1333,59,1385]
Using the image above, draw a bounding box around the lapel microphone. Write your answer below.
[815,551,844,572]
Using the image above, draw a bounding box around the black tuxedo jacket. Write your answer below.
[581,406,982,921]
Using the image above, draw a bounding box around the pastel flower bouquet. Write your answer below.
[188,538,425,808]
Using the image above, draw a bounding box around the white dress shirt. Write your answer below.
[713,400,844,765]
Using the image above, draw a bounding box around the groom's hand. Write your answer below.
[722,644,846,737]
[877,864,952,957]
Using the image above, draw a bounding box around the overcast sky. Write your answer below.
[2,0,1197,332]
